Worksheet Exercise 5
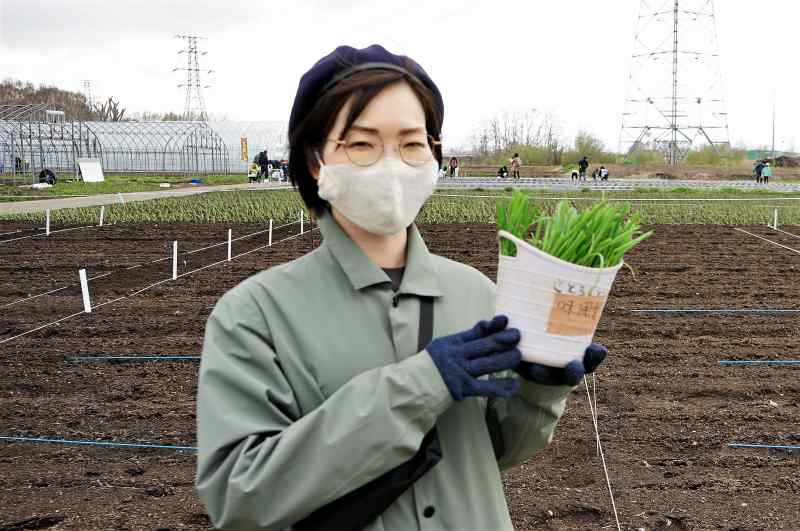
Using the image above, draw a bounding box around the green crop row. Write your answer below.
[2,190,307,225]
[3,189,800,226]
[421,195,800,225]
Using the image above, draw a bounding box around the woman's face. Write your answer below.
[312,81,428,178]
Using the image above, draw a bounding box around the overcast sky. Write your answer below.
[1,0,798,153]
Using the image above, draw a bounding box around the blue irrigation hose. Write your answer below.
[68,356,200,362]
[728,443,800,451]
[627,309,800,314]
[719,360,800,366]
[0,436,197,452]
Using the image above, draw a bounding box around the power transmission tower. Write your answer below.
[620,0,730,166]
[81,79,95,109]
[174,35,213,121]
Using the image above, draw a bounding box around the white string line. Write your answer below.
[583,374,621,531]
[0,228,42,236]
[0,224,97,244]
[0,309,85,345]
[0,294,128,345]
[1,221,300,308]
[734,228,800,256]
[183,220,298,256]
[771,227,800,240]
[0,228,318,346]
[2,272,114,308]
[431,193,800,202]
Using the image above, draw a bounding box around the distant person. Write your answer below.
[254,150,269,181]
[599,166,609,181]
[591,169,599,180]
[248,163,260,183]
[754,161,765,183]
[571,169,579,181]
[510,153,521,180]
[280,161,290,182]
[37,168,57,185]
[448,156,459,178]
[762,162,772,184]
[578,156,589,180]
[496,165,509,179]
[439,165,448,179]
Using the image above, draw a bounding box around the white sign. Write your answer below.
[77,158,105,182]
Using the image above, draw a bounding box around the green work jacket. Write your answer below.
[196,211,574,531]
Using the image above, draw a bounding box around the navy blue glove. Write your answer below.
[426,315,522,401]
[515,342,608,386]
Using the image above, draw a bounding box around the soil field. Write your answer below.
[1,221,799,530]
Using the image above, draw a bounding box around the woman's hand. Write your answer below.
[515,342,608,386]
[426,315,521,401]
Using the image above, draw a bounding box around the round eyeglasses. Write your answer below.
[323,132,441,167]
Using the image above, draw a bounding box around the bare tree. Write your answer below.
[470,108,562,160]
[94,97,127,122]
[0,78,95,120]
[129,110,182,122]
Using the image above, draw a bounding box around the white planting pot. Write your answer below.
[495,230,622,367]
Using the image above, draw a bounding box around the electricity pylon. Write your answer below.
[620,0,730,165]
[174,35,213,121]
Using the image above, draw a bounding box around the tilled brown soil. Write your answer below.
[0,221,798,530]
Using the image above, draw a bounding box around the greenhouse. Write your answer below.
[0,105,235,182]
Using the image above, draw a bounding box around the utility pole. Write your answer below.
[174,35,213,121]
[772,92,776,165]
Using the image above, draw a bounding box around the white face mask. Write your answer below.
[317,157,439,236]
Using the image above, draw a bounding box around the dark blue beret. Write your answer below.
[288,44,444,138]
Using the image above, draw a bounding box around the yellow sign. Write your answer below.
[240,137,248,162]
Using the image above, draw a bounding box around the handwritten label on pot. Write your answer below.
[546,294,604,336]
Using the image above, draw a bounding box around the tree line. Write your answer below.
[467,109,615,166]
[0,78,183,122]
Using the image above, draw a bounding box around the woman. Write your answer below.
[510,153,521,180]
[196,44,608,531]
[762,161,772,184]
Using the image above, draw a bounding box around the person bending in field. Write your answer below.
[448,156,459,178]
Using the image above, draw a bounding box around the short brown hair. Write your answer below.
[288,69,443,215]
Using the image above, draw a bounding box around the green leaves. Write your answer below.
[497,193,653,267]
[496,190,539,257]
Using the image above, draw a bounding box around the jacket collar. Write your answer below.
[318,211,443,298]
